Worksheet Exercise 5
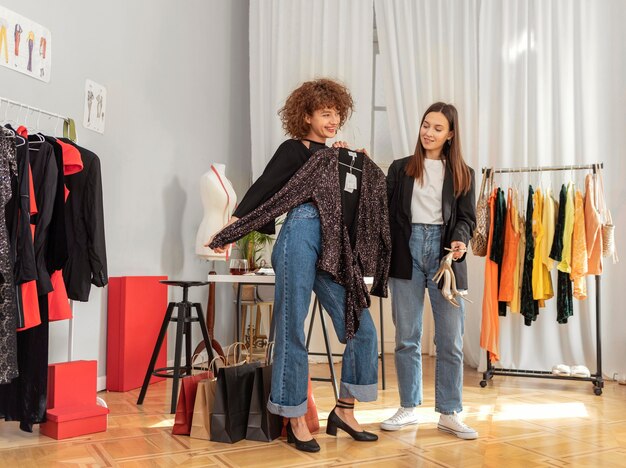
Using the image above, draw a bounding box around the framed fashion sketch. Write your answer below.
[83,79,107,134]
[0,5,52,82]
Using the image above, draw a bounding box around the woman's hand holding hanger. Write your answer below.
[332,140,370,158]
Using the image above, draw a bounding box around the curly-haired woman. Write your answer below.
[208,78,378,452]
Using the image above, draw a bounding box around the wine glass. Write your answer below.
[229,259,249,275]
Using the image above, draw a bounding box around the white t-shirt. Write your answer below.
[411,158,445,224]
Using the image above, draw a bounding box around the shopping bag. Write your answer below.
[210,361,261,443]
[246,344,282,442]
[189,356,224,439]
[172,354,214,436]
[280,376,320,436]
[172,371,213,435]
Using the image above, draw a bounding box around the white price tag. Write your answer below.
[344,172,358,193]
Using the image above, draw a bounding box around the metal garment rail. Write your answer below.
[0,95,70,125]
[479,162,604,395]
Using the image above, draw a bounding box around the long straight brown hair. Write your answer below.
[405,102,472,197]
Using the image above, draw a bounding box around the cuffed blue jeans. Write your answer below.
[267,203,378,418]
[390,223,465,414]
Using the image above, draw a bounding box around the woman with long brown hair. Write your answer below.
[380,102,478,439]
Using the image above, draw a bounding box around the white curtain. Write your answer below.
[473,0,605,373]
[374,0,480,357]
[376,0,626,377]
[374,0,479,160]
[249,0,373,180]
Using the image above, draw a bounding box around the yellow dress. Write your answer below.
[542,188,557,271]
[557,182,575,273]
[532,189,553,305]
[571,190,588,299]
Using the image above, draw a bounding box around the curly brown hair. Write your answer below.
[278,78,354,139]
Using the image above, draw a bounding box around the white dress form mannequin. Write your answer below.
[195,163,237,260]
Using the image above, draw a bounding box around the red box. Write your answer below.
[40,405,109,440]
[47,360,97,409]
[107,276,168,391]
[41,360,109,440]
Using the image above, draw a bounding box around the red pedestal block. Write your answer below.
[40,360,109,440]
[107,276,168,391]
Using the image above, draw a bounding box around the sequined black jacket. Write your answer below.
[210,147,391,339]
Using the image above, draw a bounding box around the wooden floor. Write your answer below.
[2,355,626,467]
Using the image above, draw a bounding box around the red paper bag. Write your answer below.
[172,371,212,435]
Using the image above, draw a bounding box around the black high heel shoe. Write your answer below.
[286,420,320,453]
[326,400,378,442]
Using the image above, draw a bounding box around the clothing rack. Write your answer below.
[1,96,77,363]
[0,96,70,124]
[479,162,604,396]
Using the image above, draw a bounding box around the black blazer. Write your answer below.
[386,156,476,289]
[59,139,108,301]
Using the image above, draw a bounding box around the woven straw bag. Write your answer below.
[471,168,493,257]
[596,165,618,263]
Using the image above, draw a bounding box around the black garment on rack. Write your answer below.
[489,188,508,316]
[0,297,49,432]
[4,126,37,289]
[43,135,68,272]
[233,139,326,234]
[556,270,573,323]
[555,184,574,323]
[549,184,567,262]
[0,135,57,432]
[27,137,58,296]
[59,139,108,301]
[521,185,539,325]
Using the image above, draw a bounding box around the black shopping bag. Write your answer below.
[245,363,282,442]
[210,360,261,443]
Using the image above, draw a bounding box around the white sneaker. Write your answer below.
[437,412,478,440]
[380,407,419,431]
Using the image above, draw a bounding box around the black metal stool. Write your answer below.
[137,280,214,413]
[306,297,340,400]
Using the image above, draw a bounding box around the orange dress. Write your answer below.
[571,189,588,299]
[481,189,500,362]
[584,174,603,275]
[499,188,519,302]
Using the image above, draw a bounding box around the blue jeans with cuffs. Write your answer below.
[267,203,378,417]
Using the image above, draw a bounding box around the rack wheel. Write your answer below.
[480,380,487,388]
[594,387,602,396]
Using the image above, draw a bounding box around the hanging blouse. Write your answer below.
[550,184,567,264]
[584,173,603,275]
[532,188,553,303]
[0,128,19,385]
[498,188,519,303]
[480,188,500,362]
[571,189,588,299]
[521,185,539,325]
[557,183,575,273]
[541,188,557,271]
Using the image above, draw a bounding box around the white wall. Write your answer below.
[0,0,251,389]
